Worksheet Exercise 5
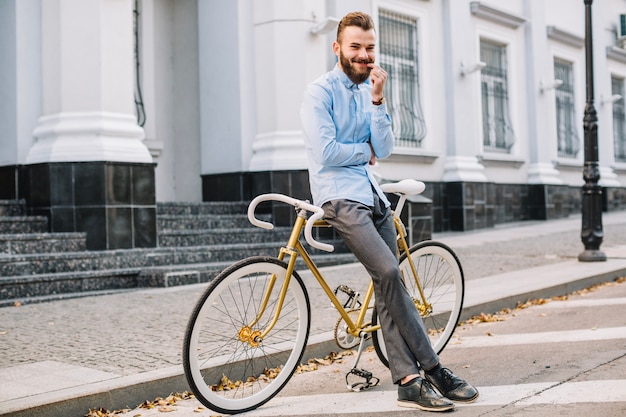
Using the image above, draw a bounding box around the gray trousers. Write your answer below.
[322,195,439,384]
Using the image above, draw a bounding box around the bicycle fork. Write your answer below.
[238,212,306,346]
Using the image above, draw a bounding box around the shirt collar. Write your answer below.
[332,65,360,90]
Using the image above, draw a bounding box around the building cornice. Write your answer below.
[546,26,585,48]
[470,2,526,29]
[606,45,626,64]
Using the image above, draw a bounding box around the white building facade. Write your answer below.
[1,0,626,249]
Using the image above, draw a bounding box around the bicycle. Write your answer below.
[183,179,465,415]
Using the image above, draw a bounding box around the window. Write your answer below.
[554,59,580,157]
[611,76,626,162]
[379,10,426,148]
[480,40,515,152]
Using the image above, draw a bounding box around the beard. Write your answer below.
[339,49,373,84]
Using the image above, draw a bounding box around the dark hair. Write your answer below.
[336,11,375,42]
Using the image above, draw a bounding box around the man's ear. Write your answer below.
[332,41,340,57]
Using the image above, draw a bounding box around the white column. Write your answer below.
[248,0,328,171]
[198,0,247,175]
[0,0,42,165]
[25,0,152,164]
[441,0,486,182]
[524,0,563,185]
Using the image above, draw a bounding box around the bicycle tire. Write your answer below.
[183,256,311,414]
[372,241,465,367]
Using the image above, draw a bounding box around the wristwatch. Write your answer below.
[372,97,385,106]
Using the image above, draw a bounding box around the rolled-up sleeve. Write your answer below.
[370,103,394,160]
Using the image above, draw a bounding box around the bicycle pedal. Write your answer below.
[345,368,380,392]
[333,285,362,309]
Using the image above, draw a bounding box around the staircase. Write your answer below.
[0,200,354,307]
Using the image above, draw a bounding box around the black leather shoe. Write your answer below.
[425,367,479,403]
[397,377,455,412]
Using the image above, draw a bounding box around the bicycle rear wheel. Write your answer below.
[372,241,464,366]
[183,256,311,415]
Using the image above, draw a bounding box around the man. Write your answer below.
[300,11,479,412]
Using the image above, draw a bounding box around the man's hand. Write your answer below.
[368,64,387,102]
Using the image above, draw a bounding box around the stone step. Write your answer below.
[0,249,145,277]
[0,200,26,216]
[145,242,287,266]
[0,199,356,304]
[157,213,258,230]
[157,201,249,216]
[157,226,294,247]
[0,241,342,277]
[0,251,357,304]
[0,232,87,254]
[0,216,48,234]
[137,252,358,287]
[0,268,141,305]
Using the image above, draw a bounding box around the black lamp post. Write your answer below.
[579,0,606,262]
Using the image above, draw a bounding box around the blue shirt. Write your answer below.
[300,65,394,208]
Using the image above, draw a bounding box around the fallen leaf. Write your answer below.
[158,405,175,412]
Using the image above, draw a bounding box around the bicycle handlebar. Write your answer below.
[247,193,335,253]
[247,179,426,253]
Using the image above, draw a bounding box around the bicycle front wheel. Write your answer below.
[372,241,464,366]
[183,256,311,415]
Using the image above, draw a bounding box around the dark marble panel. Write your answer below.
[273,203,294,228]
[605,187,626,211]
[464,207,475,231]
[50,163,74,205]
[50,207,75,232]
[528,184,548,220]
[75,162,106,206]
[107,164,131,205]
[410,217,432,244]
[107,207,133,249]
[290,171,311,201]
[446,182,464,207]
[271,171,290,196]
[0,165,17,200]
[29,164,51,206]
[134,207,156,248]
[202,172,245,201]
[76,207,107,250]
[249,171,272,198]
[448,208,464,231]
[132,164,155,205]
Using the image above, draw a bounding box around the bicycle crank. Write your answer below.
[333,310,364,349]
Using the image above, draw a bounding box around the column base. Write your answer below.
[19,161,156,250]
[527,162,563,185]
[442,156,487,182]
[27,112,153,164]
[248,131,308,171]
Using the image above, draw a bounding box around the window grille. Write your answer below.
[611,76,626,162]
[379,10,426,147]
[480,40,516,152]
[554,59,580,157]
